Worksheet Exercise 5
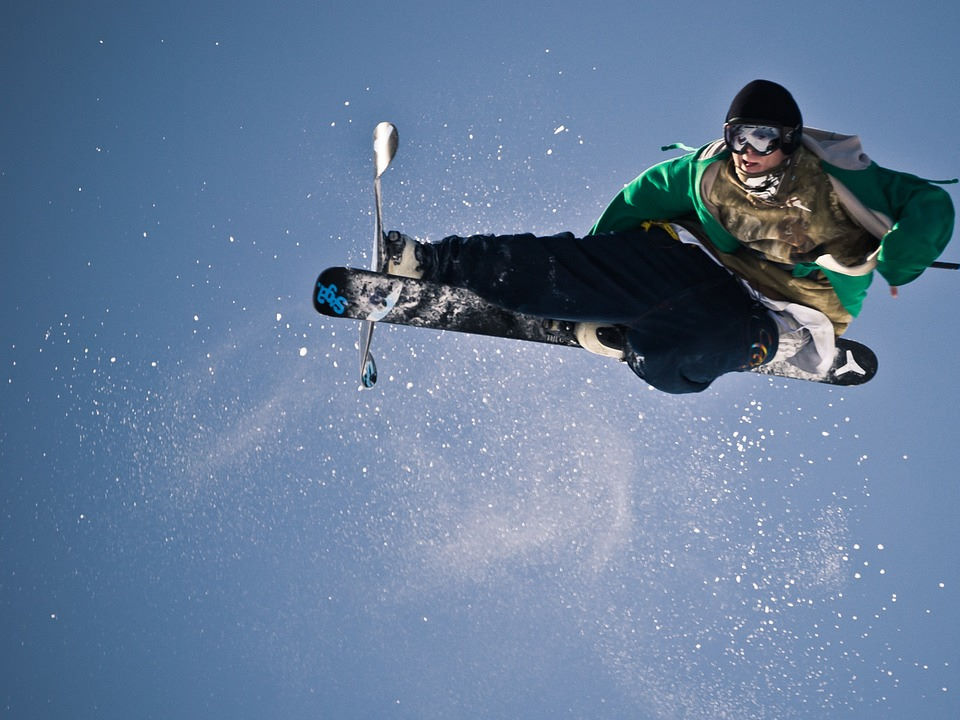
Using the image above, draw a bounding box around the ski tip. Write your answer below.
[373,122,398,177]
[374,120,397,135]
[360,352,378,389]
[829,342,878,385]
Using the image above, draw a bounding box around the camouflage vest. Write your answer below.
[705,147,878,334]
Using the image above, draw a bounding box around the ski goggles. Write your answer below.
[723,123,782,155]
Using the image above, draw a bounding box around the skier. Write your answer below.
[383,80,955,393]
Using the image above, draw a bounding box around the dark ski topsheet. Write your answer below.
[315,266,580,348]
[314,266,877,385]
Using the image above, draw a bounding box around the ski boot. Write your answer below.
[383,231,435,279]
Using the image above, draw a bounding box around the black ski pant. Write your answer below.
[423,225,778,394]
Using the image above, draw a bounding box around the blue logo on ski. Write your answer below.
[316,282,348,314]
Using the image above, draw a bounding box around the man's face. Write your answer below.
[732,146,786,175]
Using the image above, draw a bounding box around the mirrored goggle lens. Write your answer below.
[725,124,782,155]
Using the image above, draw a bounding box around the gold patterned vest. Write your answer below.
[705,147,877,334]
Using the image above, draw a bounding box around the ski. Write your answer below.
[314,266,878,386]
[357,121,399,389]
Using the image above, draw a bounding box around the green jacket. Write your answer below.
[590,129,955,316]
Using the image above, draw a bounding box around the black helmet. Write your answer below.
[725,80,803,154]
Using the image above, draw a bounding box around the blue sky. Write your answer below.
[2,1,959,718]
